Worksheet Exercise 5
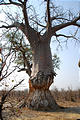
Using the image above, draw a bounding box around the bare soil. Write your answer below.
[2,101,80,120]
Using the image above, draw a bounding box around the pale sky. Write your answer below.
[50,1,80,90]
[0,0,80,90]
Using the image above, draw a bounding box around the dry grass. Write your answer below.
[8,108,80,120]
[1,89,80,120]
[14,112,80,120]
[2,101,80,120]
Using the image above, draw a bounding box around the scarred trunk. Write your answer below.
[31,40,53,78]
[27,38,59,111]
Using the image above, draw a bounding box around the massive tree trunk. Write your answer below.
[27,37,59,111]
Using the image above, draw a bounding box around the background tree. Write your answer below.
[0,0,80,110]
[5,30,32,76]
[0,43,24,120]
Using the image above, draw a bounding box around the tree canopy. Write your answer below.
[0,0,80,41]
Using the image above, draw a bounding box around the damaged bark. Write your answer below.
[27,89,58,111]
[27,72,58,111]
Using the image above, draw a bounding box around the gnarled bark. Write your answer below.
[27,72,58,111]
[27,89,58,111]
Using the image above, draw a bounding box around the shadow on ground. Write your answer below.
[63,107,80,114]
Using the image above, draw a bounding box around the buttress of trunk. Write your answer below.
[27,40,59,111]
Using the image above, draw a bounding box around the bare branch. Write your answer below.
[55,33,73,38]
[0,79,24,111]
[6,79,24,95]
[47,0,51,29]
[73,23,80,27]
[2,68,16,81]
[2,9,16,22]
[23,0,29,26]
[52,15,80,33]
[30,18,46,28]
[18,68,31,76]
[0,51,16,81]
[0,1,23,7]
[0,22,25,34]
[18,0,24,4]
[22,52,31,76]
[51,16,71,23]
[0,24,15,29]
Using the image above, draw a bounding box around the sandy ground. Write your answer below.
[2,101,80,120]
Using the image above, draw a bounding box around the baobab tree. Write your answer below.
[5,30,60,92]
[0,0,80,110]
